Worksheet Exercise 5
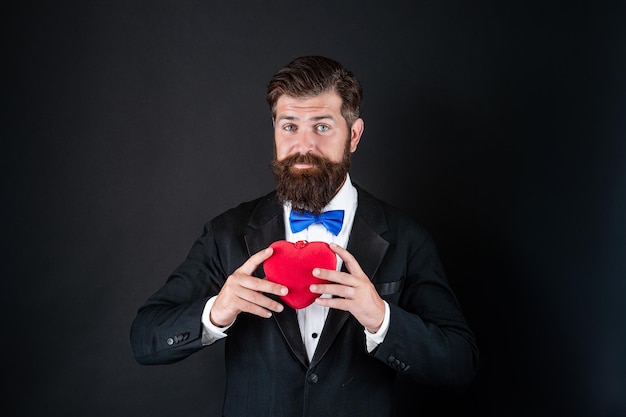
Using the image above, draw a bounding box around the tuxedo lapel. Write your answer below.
[311,201,390,367]
[270,303,309,368]
[243,192,284,258]
[243,196,310,368]
[344,215,390,279]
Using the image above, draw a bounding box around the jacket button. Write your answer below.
[387,355,395,364]
[166,337,174,346]
[307,373,319,384]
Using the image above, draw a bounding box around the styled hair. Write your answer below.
[266,56,363,126]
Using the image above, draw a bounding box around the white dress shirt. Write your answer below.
[201,174,390,360]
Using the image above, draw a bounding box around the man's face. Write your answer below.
[271,91,364,213]
[273,91,363,164]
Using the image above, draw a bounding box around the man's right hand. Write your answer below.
[209,247,288,327]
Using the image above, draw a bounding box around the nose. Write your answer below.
[293,130,316,155]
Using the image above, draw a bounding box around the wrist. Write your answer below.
[364,301,390,336]
[364,300,386,333]
[205,296,235,328]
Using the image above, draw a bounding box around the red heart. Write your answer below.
[264,240,336,309]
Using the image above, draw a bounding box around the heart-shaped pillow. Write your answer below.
[264,240,336,309]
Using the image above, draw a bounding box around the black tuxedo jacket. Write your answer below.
[131,186,478,417]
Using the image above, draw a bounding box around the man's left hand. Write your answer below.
[310,243,386,333]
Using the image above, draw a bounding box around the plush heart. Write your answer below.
[264,240,336,309]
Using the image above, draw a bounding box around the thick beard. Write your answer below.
[271,142,351,214]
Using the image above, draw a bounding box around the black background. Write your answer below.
[5,1,625,416]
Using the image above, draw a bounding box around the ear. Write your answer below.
[349,118,364,153]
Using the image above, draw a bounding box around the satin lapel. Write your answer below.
[244,212,284,278]
[310,214,390,367]
[243,207,309,368]
[345,215,390,280]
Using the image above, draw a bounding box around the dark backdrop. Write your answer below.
[5,1,625,416]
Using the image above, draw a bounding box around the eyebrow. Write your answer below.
[276,115,336,122]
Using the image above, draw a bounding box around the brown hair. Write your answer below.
[266,56,363,127]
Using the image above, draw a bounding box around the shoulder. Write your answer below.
[208,190,280,231]
[355,184,431,244]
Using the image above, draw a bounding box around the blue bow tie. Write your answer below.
[289,209,345,236]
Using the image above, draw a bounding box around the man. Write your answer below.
[131,55,478,417]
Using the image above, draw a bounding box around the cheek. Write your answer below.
[274,137,291,159]
[319,140,348,162]
[274,133,286,159]
[274,139,297,161]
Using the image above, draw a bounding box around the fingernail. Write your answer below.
[310,285,318,292]
[312,268,320,276]
[281,287,288,295]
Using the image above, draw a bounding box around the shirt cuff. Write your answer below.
[364,301,390,352]
[201,295,234,346]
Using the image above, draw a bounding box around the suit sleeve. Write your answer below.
[130,221,227,365]
[371,231,479,386]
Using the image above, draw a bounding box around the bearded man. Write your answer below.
[130,56,478,417]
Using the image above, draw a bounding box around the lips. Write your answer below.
[292,163,315,169]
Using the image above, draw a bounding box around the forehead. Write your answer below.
[275,91,343,118]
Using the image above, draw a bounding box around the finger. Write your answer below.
[212,275,285,325]
[311,267,346,284]
[238,274,288,297]
[233,297,279,318]
[237,289,285,314]
[314,296,350,311]
[238,247,274,275]
[310,282,355,299]
[312,267,360,289]
[328,243,365,276]
[210,291,275,326]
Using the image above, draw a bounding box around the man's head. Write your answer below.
[267,56,365,213]
[266,55,363,128]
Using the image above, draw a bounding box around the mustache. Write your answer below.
[278,153,330,168]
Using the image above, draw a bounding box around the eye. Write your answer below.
[315,124,330,132]
[283,124,296,132]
